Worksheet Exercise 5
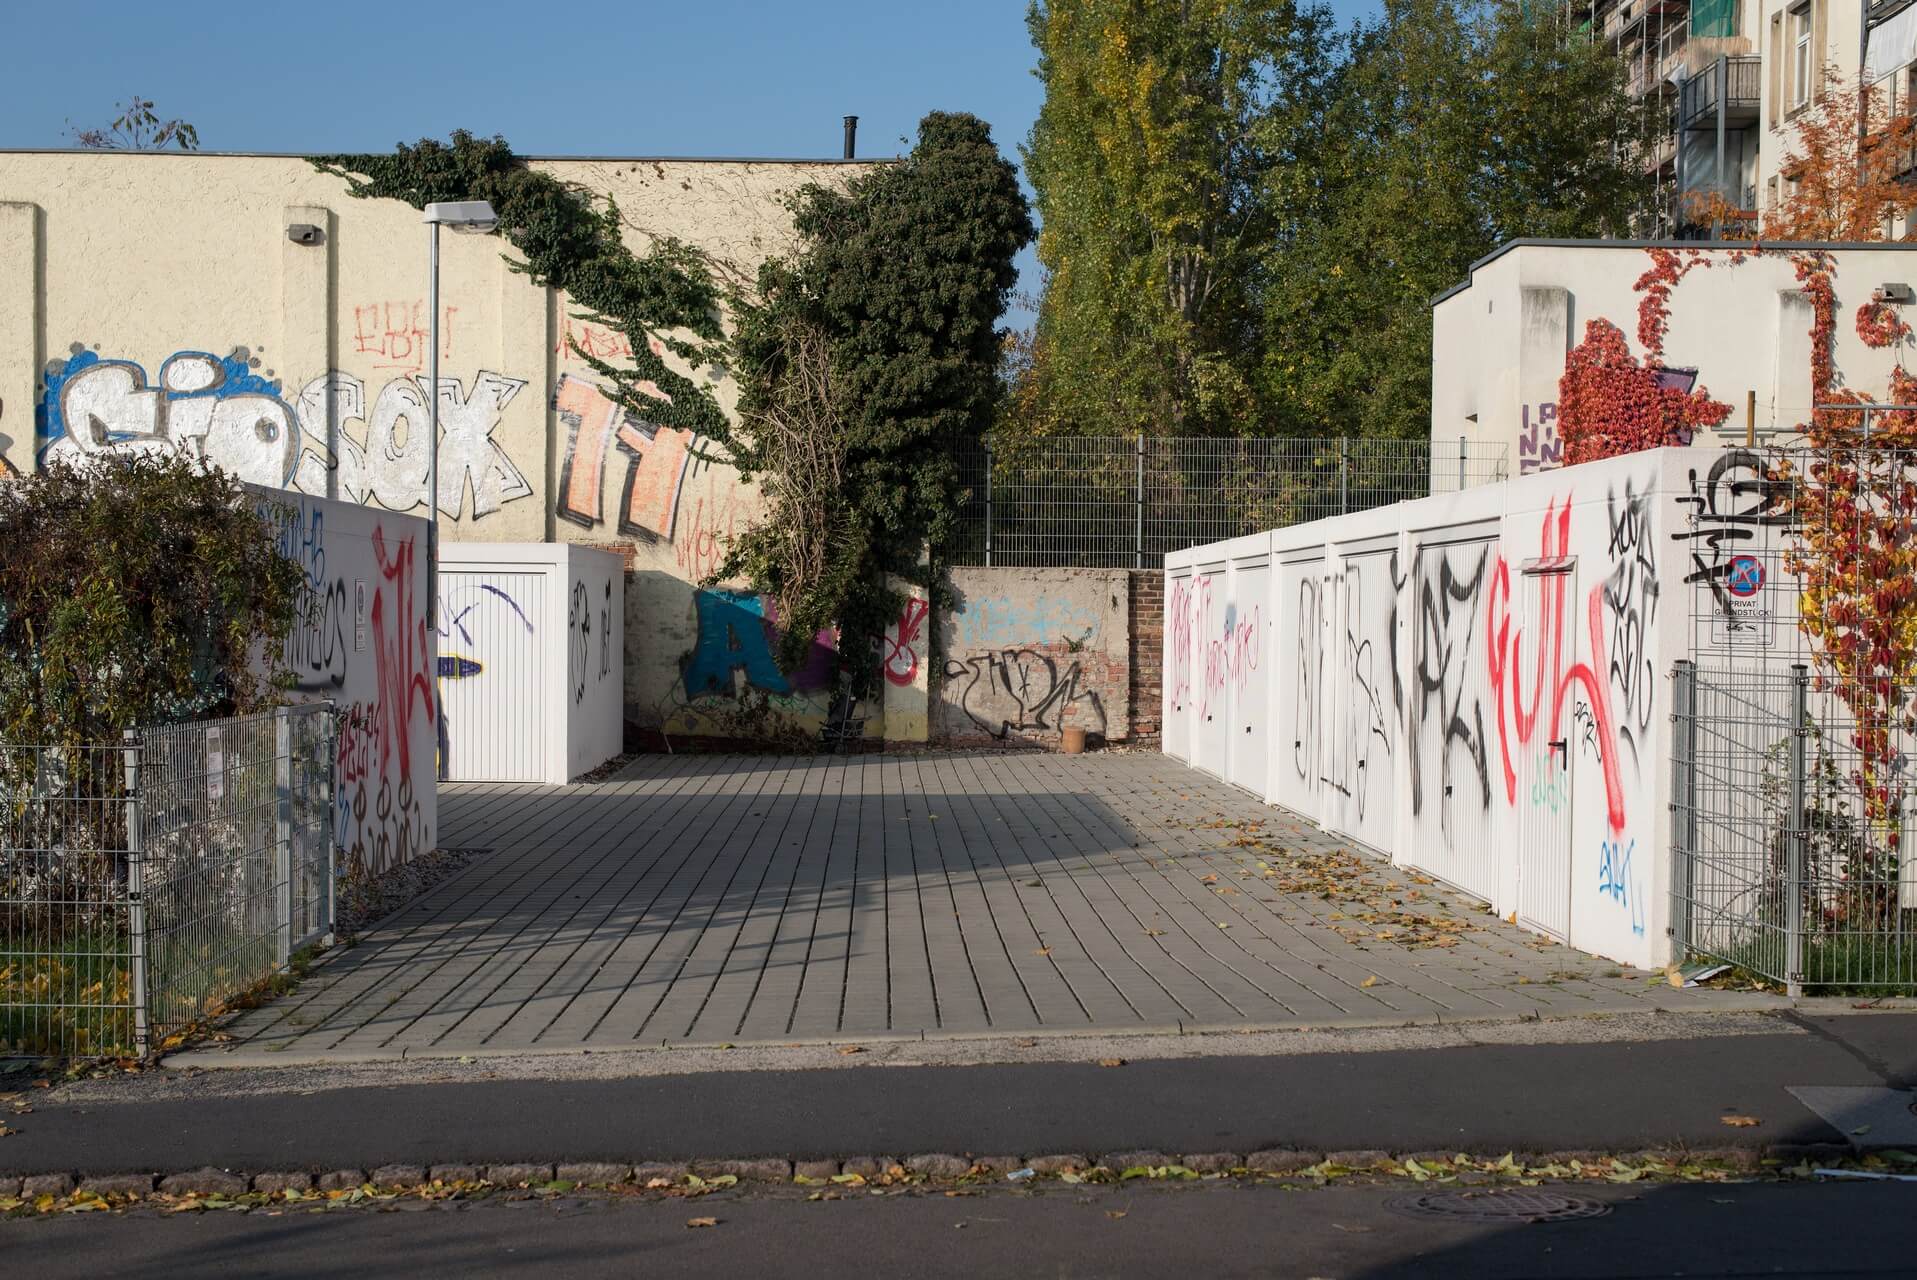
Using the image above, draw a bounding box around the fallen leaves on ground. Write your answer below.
[1192,833,1479,950]
[1098,1057,1126,1067]
[1721,1116,1762,1128]
[686,1216,718,1228]
[836,1046,865,1056]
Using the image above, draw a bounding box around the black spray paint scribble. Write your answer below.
[1409,543,1492,828]
[1328,551,1400,821]
[1293,574,1324,783]
[1671,450,1794,614]
[944,650,1106,739]
[1603,481,1658,767]
[569,579,591,705]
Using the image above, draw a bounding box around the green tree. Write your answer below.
[0,455,302,748]
[1020,0,1335,437]
[1260,0,1649,439]
[716,112,1033,691]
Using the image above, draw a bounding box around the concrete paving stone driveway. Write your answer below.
[212,752,1762,1062]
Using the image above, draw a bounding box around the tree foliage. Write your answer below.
[1021,0,1334,435]
[67,95,200,151]
[0,456,302,748]
[314,133,727,440]
[1015,0,1650,442]
[716,112,1034,690]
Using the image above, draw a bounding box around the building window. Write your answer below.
[1792,4,1812,110]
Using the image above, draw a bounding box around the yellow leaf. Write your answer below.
[686,1216,719,1228]
[1099,1057,1126,1068]
[1720,1115,1761,1128]
[1361,975,1379,988]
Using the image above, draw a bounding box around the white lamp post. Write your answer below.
[421,200,498,626]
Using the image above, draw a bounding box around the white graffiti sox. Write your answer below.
[43,349,531,519]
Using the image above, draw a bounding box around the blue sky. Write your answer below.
[1,0,1378,308]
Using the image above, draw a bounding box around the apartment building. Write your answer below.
[1576,0,1897,234]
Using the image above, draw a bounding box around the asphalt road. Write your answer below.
[4,1012,1910,1176]
[2,1180,1912,1279]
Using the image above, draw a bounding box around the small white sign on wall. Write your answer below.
[354,580,369,652]
[205,726,225,802]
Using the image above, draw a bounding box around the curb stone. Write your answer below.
[158,1169,245,1197]
[1326,1149,1392,1169]
[484,1164,554,1187]
[316,1170,366,1192]
[1247,1150,1322,1173]
[970,1155,1025,1176]
[1027,1154,1091,1174]
[252,1173,313,1194]
[795,1160,840,1181]
[906,1154,971,1178]
[1180,1153,1243,1174]
[692,1158,791,1184]
[1103,1150,1175,1170]
[0,1177,20,1199]
[556,1163,631,1186]
[370,1164,428,1188]
[21,1174,73,1198]
[633,1162,690,1185]
[429,1165,482,1185]
[838,1156,895,1179]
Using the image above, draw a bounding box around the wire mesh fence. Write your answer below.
[1671,662,1916,995]
[943,436,1510,568]
[1,704,336,1058]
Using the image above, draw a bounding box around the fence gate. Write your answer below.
[1516,561,1575,942]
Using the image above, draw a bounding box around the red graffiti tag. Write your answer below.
[1487,501,1628,835]
[370,525,435,780]
[882,597,931,687]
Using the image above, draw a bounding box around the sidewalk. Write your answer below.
[5,1010,1910,1178]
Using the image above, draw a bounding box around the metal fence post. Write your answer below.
[1669,661,1698,961]
[1786,664,1810,998]
[1339,438,1349,515]
[1458,436,1467,491]
[1134,434,1145,569]
[274,705,293,969]
[122,731,149,1059]
[983,440,994,568]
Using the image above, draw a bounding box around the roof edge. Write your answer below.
[0,147,892,166]
[1430,236,1917,308]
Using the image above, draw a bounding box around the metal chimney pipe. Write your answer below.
[842,116,858,160]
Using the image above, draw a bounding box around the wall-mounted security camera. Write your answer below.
[1872,282,1914,304]
[285,223,324,246]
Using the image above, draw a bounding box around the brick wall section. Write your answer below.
[1128,570,1163,743]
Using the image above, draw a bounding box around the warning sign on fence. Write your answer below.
[1710,553,1775,647]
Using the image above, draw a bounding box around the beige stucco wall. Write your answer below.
[0,148,911,741]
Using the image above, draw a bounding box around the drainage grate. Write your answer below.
[1386,1189,1612,1224]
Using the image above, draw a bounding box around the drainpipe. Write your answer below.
[843,116,858,160]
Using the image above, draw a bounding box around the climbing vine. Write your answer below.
[314,132,727,441]
[1558,250,1732,465]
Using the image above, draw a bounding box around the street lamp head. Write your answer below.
[423,200,499,234]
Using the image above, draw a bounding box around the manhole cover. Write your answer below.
[1386,1188,1611,1224]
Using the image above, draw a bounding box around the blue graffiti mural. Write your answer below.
[682,589,835,698]
[1597,838,1646,937]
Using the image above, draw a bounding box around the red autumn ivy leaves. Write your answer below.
[1558,250,1733,466]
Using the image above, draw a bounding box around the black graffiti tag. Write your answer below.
[1410,545,1492,826]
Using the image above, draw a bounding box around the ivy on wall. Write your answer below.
[314,132,727,441]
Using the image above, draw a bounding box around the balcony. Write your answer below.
[1680,55,1761,128]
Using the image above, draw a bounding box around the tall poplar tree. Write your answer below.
[1020,0,1334,436]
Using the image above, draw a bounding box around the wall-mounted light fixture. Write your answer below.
[285,223,323,246]
[1872,282,1914,304]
